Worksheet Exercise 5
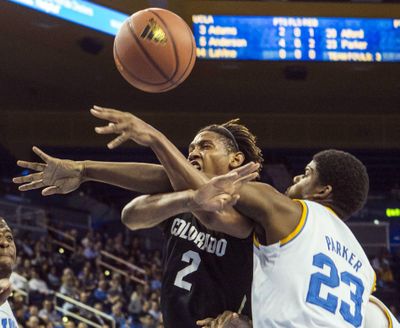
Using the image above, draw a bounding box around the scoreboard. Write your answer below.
[192,15,400,62]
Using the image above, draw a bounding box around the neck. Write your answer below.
[317,200,346,220]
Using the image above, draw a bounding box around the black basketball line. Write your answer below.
[114,40,171,86]
[179,19,196,83]
[148,9,179,82]
[127,17,175,85]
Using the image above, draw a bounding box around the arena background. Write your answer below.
[0,0,399,327]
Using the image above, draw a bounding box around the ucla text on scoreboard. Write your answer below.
[192,14,400,62]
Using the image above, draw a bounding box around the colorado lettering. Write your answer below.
[325,235,363,272]
[171,218,227,256]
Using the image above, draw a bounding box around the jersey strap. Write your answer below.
[280,199,309,247]
[369,296,393,328]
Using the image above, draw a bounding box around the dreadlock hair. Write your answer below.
[198,118,264,172]
[313,149,369,220]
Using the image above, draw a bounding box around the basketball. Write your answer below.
[113,8,196,93]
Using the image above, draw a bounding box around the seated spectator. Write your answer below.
[38,299,61,324]
[128,286,143,321]
[77,263,96,292]
[92,280,108,303]
[59,268,78,298]
[28,269,51,295]
[28,269,51,306]
[10,271,28,292]
[148,301,161,322]
[47,267,61,290]
[26,315,40,328]
[111,302,126,327]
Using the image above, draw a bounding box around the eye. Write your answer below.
[201,142,213,150]
[6,235,13,242]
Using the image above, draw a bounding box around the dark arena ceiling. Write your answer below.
[0,0,399,158]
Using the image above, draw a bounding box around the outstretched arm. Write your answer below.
[13,146,172,195]
[121,164,258,237]
[91,106,208,190]
[91,106,256,236]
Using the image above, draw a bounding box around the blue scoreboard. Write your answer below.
[192,15,400,62]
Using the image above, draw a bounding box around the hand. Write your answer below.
[13,147,84,196]
[0,279,12,305]
[197,311,252,328]
[192,162,259,212]
[90,106,158,149]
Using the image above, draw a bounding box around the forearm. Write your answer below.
[81,161,172,193]
[122,190,252,238]
[149,131,209,190]
[193,209,253,238]
[121,191,197,230]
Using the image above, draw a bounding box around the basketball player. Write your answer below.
[197,295,400,328]
[185,150,376,328]
[13,106,264,328]
[14,108,376,327]
[81,108,376,327]
[0,217,18,327]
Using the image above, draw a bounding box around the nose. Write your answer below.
[0,239,9,248]
[293,175,301,184]
[188,147,200,161]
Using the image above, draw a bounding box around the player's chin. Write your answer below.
[285,186,296,198]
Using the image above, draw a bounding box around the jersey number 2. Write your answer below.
[174,250,201,291]
[306,253,364,328]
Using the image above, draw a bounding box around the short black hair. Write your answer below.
[313,149,369,219]
[199,119,264,172]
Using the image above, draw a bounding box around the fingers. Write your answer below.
[232,172,259,186]
[32,146,51,163]
[94,122,130,135]
[106,134,129,149]
[42,186,60,196]
[233,162,260,177]
[15,160,46,172]
[17,180,45,191]
[196,318,213,326]
[90,106,124,123]
[0,279,11,306]
[94,123,117,135]
[12,172,43,184]
[216,195,240,214]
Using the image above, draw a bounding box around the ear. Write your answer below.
[229,152,245,169]
[313,184,332,200]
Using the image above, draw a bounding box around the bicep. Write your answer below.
[235,182,302,243]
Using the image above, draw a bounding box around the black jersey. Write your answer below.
[160,213,253,328]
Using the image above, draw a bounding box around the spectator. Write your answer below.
[38,299,61,324]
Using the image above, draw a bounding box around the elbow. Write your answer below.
[121,198,144,230]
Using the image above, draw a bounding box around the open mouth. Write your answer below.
[190,161,202,170]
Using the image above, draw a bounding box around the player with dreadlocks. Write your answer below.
[14,106,263,328]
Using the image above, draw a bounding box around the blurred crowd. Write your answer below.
[370,246,400,321]
[5,223,400,327]
[9,229,164,328]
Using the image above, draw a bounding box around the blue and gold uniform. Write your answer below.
[0,301,18,328]
[252,200,375,328]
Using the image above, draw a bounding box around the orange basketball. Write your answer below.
[113,8,196,93]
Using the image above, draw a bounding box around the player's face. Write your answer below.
[0,218,16,275]
[188,131,234,176]
[285,160,324,200]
